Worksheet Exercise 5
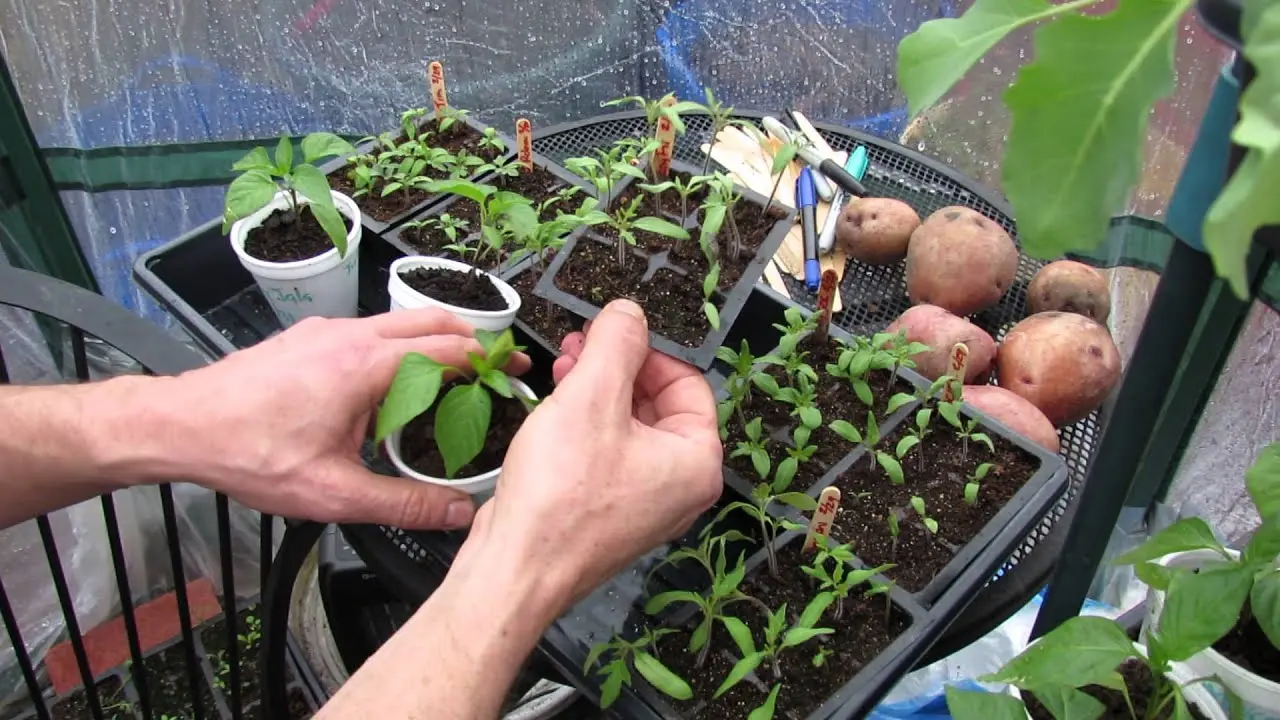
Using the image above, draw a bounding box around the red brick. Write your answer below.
[45,578,222,695]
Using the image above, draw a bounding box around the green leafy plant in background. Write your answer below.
[829,411,905,485]
[705,461,815,578]
[897,0,1279,299]
[964,462,994,505]
[422,179,538,272]
[604,93,705,136]
[570,195,690,268]
[644,545,764,667]
[584,628,692,709]
[375,329,534,478]
[803,537,895,620]
[478,126,507,154]
[695,88,738,177]
[222,132,356,255]
[716,597,834,694]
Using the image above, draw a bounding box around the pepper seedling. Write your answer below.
[435,105,469,133]
[896,408,934,472]
[937,401,994,462]
[964,463,993,505]
[645,546,765,667]
[731,416,772,480]
[401,213,470,246]
[865,579,896,627]
[583,628,692,708]
[886,512,901,557]
[447,149,486,180]
[478,126,507,154]
[570,195,689,268]
[477,155,522,181]
[705,461,815,578]
[910,495,938,535]
[424,179,538,272]
[773,307,819,357]
[780,347,819,386]
[827,335,893,407]
[828,412,905,485]
[375,329,533,478]
[223,132,357,255]
[716,596,834,694]
[803,538,895,620]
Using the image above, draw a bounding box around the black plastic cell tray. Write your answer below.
[319,113,517,237]
[533,163,795,370]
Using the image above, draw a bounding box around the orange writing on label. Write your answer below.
[428,61,449,117]
[941,342,970,402]
[516,118,534,171]
[804,487,841,553]
[813,270,838,344]
[653,96,678,178]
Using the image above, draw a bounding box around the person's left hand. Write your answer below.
[156,310,529,529]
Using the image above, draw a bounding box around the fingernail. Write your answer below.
[445,499,475,529]
[608,299,646,324]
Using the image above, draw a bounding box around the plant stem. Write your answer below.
[760,515,779,578]
[680,192,689,225]
[772,656,783,681]
[962,436,968,463]
[766,172,784,212]
[835,596,845,621]
[889,364,900,389]
[695,630,713,668]
[726,207,743,263]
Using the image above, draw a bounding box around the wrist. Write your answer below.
[80,374,198,487]
[446,531,574,636]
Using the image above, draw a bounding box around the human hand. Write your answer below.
[465,300,722,609]
[160,310,528,528]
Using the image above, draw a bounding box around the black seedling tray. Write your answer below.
[533,170,795,370]
[319,113,517,237]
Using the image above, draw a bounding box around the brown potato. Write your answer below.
[835,197,921,265]
[996,312,1121,426]
[962,385,1061,453]
[906,206,1019,316]
[885,304,996,383]
[1027,260,1111,324]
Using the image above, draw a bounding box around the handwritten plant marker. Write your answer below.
[428,61,449,117]
[803,486,841,553]
[813,269,838,345]
[516,118,534,171]
[653,95,678,178]
[941,342,970,403]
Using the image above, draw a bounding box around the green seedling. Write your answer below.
[812,647,833,668]
[716,597,834,694]
[781,348,819,386]
[222,133,356,255]
[716,340,783,436]
[702,263,722,330]
[827,334,893,407]
[749,684,783,720]
[964,463,993,505]
[478,126,507,154]
[881,329,931,388]
[910,496,938,535]
[896,408,934,472]
[773,307,820,358]
[645,528,750,591]
[791,407,822,454]
[673,174,710,225]
[516,217,578,285]
[695,88,736,177]
[705,462,815,578]
[584,628,692,708]
[592,143,650,200]
[564,156,610,197]
[865,579,896,626]
[886,375,950,415]
[613,136,662,167]
[762,136,807,211]
[828,412,904,485]
[699,173,747,262]
[399,107,430,140]
[937,401,994,462]
[436,105,469,133]
[887,512,901,557]
[602,93,703,136]
[803,538,895,620]
[732,417,772,480]
[448,149,486,179]
[570,195,689,268]
[479,155,522,181]
[423,179,537,271]
[535,185,583,220]
[773,373,820,428]
[646,547,766,667]
[402,213,471,245]
[376,329,533,478]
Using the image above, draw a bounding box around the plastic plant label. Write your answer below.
[428,61,449,117]
[803,486,841,553]
[941,342,970,402]
[653,96,677,178]
[813,269,838,345]
[516,118,534,171]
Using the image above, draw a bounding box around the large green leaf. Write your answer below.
[222,169,278,232]
[748,684,782,720]
[1246,442,1280,519]
[985,616,1135,690]
[1156,563,1253,662]
[1203,3,1280,298]
[376,354,447,441]
[1251,569,1280,650]
[633,651,693,701]
[897,0,1100,117]
[232,146,274,173]
[1001,0,1184,260]
[435,383,493,478]
[1033,685,1106,720]
[633,215,690,240]
[1113,517,1226,566]
[301,131,357,164]
[944,687,1027,720]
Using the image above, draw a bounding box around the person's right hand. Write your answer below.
[464,299,723,609]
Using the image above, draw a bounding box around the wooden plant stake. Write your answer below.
[428,61,449,118]
[813,269,838,345]
[941,342,970,402]
[516,118,534,172]
[653,95,677,178]
[803,486,841,553]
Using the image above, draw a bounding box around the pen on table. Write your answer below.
[798,167,820,292]
[818,145,870,254]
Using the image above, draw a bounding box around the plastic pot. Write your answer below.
[1142,548,1280,718]
[383,377,537,500]
[387,256,521,331]
[229,190,362,327]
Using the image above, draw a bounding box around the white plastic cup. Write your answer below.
[384,377,537,501]
[387,255,520,331]
[1143,549,1280,719]
[229,190,362,327]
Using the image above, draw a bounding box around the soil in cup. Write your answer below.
[1023,658,1210,720]
[1212,602,1280,682]
[243,205,353,263]
[399,385,529,478]
[399,266,509,312]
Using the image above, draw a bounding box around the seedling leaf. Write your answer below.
[1251,569,1280,649]
[775,492,818,512]
[232,146,274,172]
[983,615,1136,690]
[222,170,278,232]
[828,420,863,444]
[644,590,702,615]
[1033,685,1106,720]
[944,686,1027,720]
[376,354,448,441]
[714,652,764,698]
[301,131,356,163]
[781,627,833,649]
[633,651,693,701]
[748,684,782,720]
[435,383,492,478]
[721,616,757,657]
[887,392,915,414]
[1246,443,1280,519]
[1112,517,1226,566]
[633,215,691,240]
[877,453,904,485]
[896,435,920,459]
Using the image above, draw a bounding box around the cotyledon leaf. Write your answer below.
[1002,0,1188,261]
[897,0,1101,117]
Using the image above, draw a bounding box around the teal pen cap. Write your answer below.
[847,146,869,180]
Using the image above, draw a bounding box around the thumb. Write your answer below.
[325,461,476,529]
[560,300,650,416]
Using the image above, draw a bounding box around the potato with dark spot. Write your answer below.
[835,197,920,265]
[1027,260,1111,324]
[885,304,996,383]
[962,385,1060,453]
[996,312,1121,426]
[905,206,1019,316]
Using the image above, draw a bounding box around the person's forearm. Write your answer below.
[0,376,191,528]
[315,535,571,720]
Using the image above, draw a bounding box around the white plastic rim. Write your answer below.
[1143,548,1280,717]
[384,377,537,498]
[387,255,520,331]
[229,189,362,326]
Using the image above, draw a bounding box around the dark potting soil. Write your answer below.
[52,676,128,720]
[398,201,483,259]
[1024,659,1209,720]
[199,606,269,708]
[399,266,509,312]
[492,165,582,220]
[654,542,910,719]
[1213,603,1280,682]
[399,385,528,478]
[244,687,313,720]
[329,120,501,222]
[825,413,1038,593]
[242,205,353,263]
[510,261,579,349]
[143,642,220,718]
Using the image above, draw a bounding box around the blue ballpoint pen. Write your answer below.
[798,167,820,291]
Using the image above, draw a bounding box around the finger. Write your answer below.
[321,461,476,529]
[367,308,475,339]
[635,352,717,429]
[557,300,650,415]
[552,354,577,385]
[560,332,586,359]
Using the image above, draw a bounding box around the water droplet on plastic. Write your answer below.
[917,142,925,151]
[1185,37,1193,44]
[109,226,118,235]
[993,67,1002,76]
